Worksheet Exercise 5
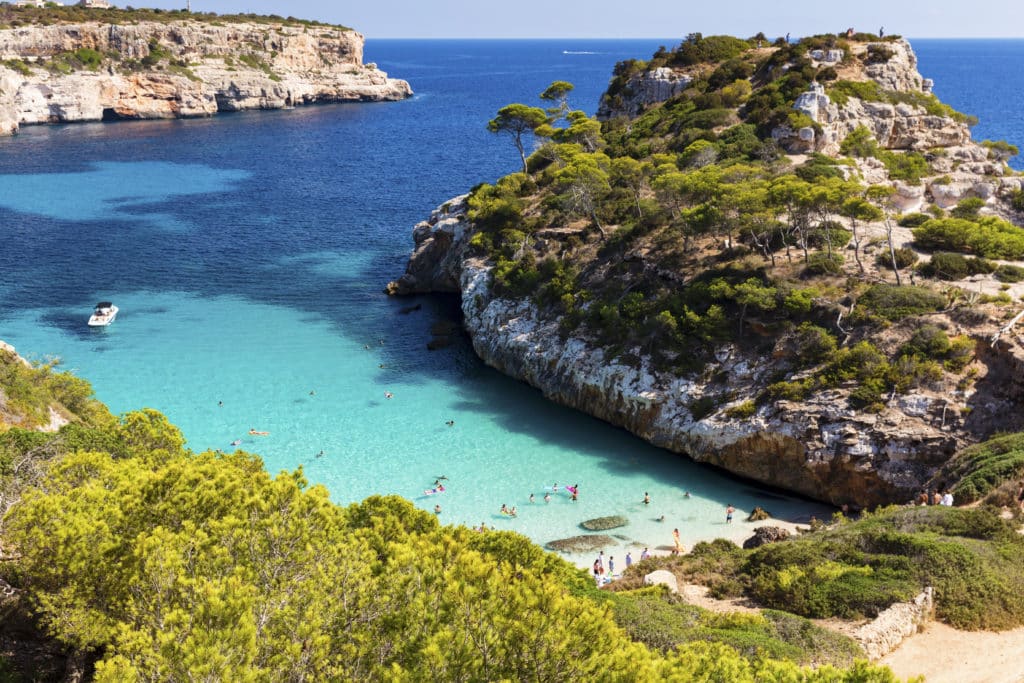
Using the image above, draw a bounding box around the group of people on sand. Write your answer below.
[916,489,955,506]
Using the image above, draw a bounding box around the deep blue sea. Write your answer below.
[0,39,1020,562]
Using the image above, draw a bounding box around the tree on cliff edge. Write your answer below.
[488,104,549,174]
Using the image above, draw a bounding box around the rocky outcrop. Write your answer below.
[596,67,692,119]
[0,19,411,134]
[643,570,678,593]
[386,195,471,295]
[388,198,1024,508]
[741,526,790,549]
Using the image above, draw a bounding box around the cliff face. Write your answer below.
[392,197,1024,508]
[390,36,1024,508]
[0,19,411,134]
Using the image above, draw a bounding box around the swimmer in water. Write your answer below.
[384,391,393,399]
[445,420,455,426]
[684,491,691,498]
[434,504,441,514]
[544,492,551,503]
[509,506,517,517]
[500,504,509,515]
[218,401,223,407]
[643,491,650,505]
[316,450,324,458]
[230,439,242,447]
[309,390,315,396]
[529,493,535,503]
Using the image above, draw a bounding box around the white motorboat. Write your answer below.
[88,301,119,327]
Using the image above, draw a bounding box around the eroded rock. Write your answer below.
[545,534,616,553]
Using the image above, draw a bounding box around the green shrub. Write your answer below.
[865,44,895,64]
[950,197,986,220]
[669,33,752,67]
[803,252,844,276]
[913,216,1024,260]
[935,432,1024,504]
[920,252,968,280]
[857,284,946,321]
[897,213,931,228]
[1011,189,1024,212]
[995,264,1024,283]
[878,150,930,184]
[725,400,756,419]
[901,324,951,358]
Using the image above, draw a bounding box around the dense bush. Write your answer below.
[897,212,931,228]
[669,33,752,67]
[934,432,1024,504]
[913,216,1024,259]
[995,264,1024,283]
[664,506,1024,629]
[804,252,844,276]
[919,252,969,280]
[856,284,946,321]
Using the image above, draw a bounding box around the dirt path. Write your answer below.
[880,622,1024,683]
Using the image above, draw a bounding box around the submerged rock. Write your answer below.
[580,515,629,531]
[545,534,615,553]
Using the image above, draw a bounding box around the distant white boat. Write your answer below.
[88,301,118,327]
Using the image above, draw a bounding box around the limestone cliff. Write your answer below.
[390,36,1024,508]
[0,16,411,134]
[392,196,1024,507]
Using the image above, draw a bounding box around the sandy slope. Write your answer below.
[881,622,1024,683]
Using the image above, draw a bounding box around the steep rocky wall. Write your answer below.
[0,19,411,134]
[388,198,1024,507]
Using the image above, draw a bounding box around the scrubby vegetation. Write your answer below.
[635,506,1024,631]
[473,31,1023,422]
[932,431,1024,504]
[0,361,903,680]
[0,5,345,29]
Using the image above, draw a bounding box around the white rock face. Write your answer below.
[596,66,692,119]
[0,20,411,134]
[644,570,679,593]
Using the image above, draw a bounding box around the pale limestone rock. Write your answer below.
[892,181,926,213]
[596,67,692,119]
[644,570,678,593]
[0,20,411,135]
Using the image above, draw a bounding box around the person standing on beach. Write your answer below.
[640,547,650,561]
[672,528,682,555]
[726,505,735,523]
[608,556,615,577]
[625,551,633,568]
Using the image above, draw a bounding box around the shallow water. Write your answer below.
[2,39,1019,563]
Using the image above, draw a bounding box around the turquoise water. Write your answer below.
[17,38,1024,561]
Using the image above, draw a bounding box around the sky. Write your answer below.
[139,0,1024,39]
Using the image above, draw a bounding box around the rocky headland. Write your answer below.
[0,9,411,135]
[390,34,1024,508]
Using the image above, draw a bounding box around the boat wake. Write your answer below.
[562,50,601,55]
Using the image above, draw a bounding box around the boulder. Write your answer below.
[643,570,678,593]
[746,506,771,521]
[581,515,629,531]
[742,525,790,549]
[545,534,615,553]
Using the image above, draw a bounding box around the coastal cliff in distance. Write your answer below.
[0,7,411,135]
[390,34,1024,508]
